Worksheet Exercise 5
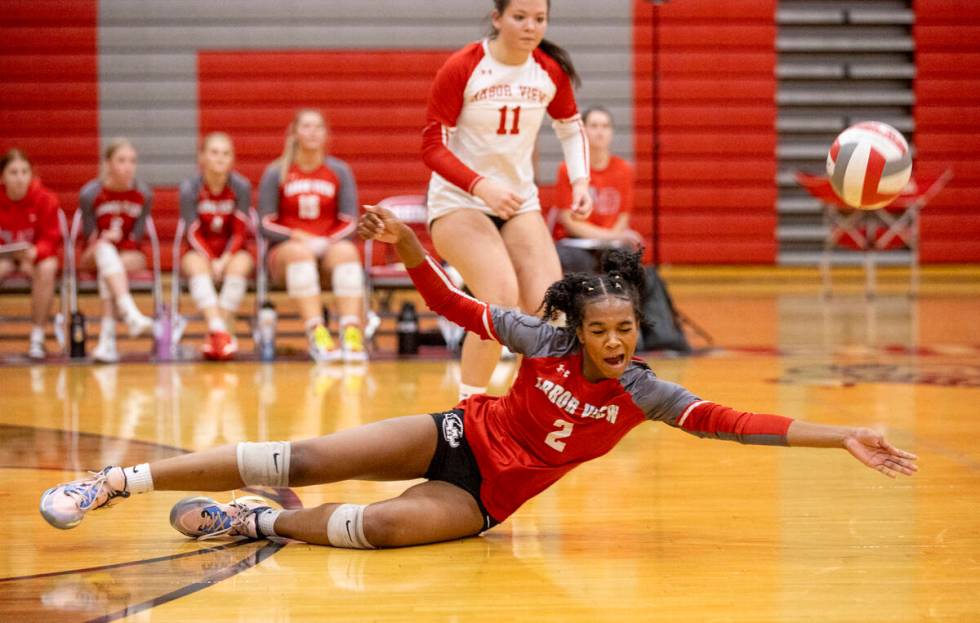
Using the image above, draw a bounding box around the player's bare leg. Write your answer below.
[431,209,520,398]
[322,239,367,361]
[501,212,563,314]
[27,255,58,358]
[269,240,338,361]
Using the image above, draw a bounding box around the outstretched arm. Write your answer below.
[786,420,918,478]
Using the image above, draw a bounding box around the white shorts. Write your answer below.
[427,182,541,227]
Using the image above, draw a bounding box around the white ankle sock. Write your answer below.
[459,383,487,401]
[123,463,154,494]
[257,508,282,538]
[116,293,143,322]
[30,325,45,342]
[207,316,227,333]
[100,316,116,338]
[339,315,359,329]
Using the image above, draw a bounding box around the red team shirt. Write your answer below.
[0,178,61,264]
[258,159,358,245]
[79,179,152,251]
[422,40,589,220]
[553,156,634,240]
[179,172,251,260]
[406,255,795,522]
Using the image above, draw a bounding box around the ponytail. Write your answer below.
[538,38,580,88]
[541,247,648,332]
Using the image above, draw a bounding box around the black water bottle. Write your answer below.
[396,301,419,355]
[69,311,86,358]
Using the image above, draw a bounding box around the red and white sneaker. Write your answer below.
[202,331,236,361]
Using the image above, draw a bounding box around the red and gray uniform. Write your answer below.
[0,178,61,264]
[179,172,251,260]
[257,158,358,245]
[407,256,794,522]
[79,179,152,251]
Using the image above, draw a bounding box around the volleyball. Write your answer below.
[826,121,913,210]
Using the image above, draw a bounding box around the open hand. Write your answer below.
[843,428,919,478]
[358,204,402,244]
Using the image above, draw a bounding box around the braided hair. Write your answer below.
[540,248,648,333]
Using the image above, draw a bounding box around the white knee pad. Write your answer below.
[236,441,290,488]
[331,262,363,298]
[94,242,124,278]
[286,261,320,298]
[189,274,218,311]
[218,274,247,312]
[327,503,375,549]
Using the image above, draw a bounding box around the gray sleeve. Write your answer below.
[621,367,700,426]
[326,156,358,229]
[488,306,577,358]
[257,164,288,244]
[78,180,100,239]
[130,180,153,242]
[178,177,199,225]
[229,171,252,217]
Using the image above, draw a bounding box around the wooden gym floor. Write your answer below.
[1,267,979,622]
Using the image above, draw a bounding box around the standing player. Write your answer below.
[258,109,367,363]
[78,138,155,364]
[180,133,254,360]
[423,0,593,400]
[0,149,62,359]
[39,205,918,549]
[553,106,643,273]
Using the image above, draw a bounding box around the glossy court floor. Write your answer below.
[1,270,979,622]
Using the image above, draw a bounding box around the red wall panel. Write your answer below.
[914,0,980,262]
[633,0,777,265]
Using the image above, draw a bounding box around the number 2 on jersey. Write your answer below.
[496,106,521,135]
[545,418,574,452]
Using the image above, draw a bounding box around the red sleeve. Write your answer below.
[421,43,485,194]
[223,211,248,256]
[554,163,572,211]
[677,401,793,445]
[535,49,578,120]
[32,190,62,264]
[619,159,634,216]
[407,255,500,342]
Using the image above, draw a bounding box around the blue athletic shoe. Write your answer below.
[40,466,129,530]
[169,495,269,540]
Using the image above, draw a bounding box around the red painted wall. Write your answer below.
[633,0,777,264]
[914,0,980,262]
[0,0,99,214]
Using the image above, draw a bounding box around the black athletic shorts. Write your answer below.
[425,409,500,531]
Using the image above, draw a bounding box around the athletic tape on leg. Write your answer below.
[331,262,364,298]
[218,275,247,312]
[286,261,320,298]
[326,504,375,549]
[236,441,290,488]
[189,274,218,310]
[94,242,124,277]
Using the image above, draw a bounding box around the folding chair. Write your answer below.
[795,169,953,298]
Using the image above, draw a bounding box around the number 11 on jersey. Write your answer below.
[496,106,521,135]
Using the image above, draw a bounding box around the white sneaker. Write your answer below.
[169,495,270,540]
[39,466,129,530]
[125,312,154,337]
[28,336,47,360]
[92,335,119,364]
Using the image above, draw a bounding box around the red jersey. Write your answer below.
[179,172,251,260]
[553,156,634,240]
[79,179,152,251]
[257,159,358,244]
[406,255,794,521]
[0,178,61,264]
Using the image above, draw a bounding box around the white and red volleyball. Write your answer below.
[826,121,912,210]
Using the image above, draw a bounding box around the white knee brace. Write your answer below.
[236,441,290,488]
[218,275,247,312]
[94,242,124,278]
[331,262,363,298]
[286,261,320,298]
[327,503,375,549]
[189,274,218,311]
